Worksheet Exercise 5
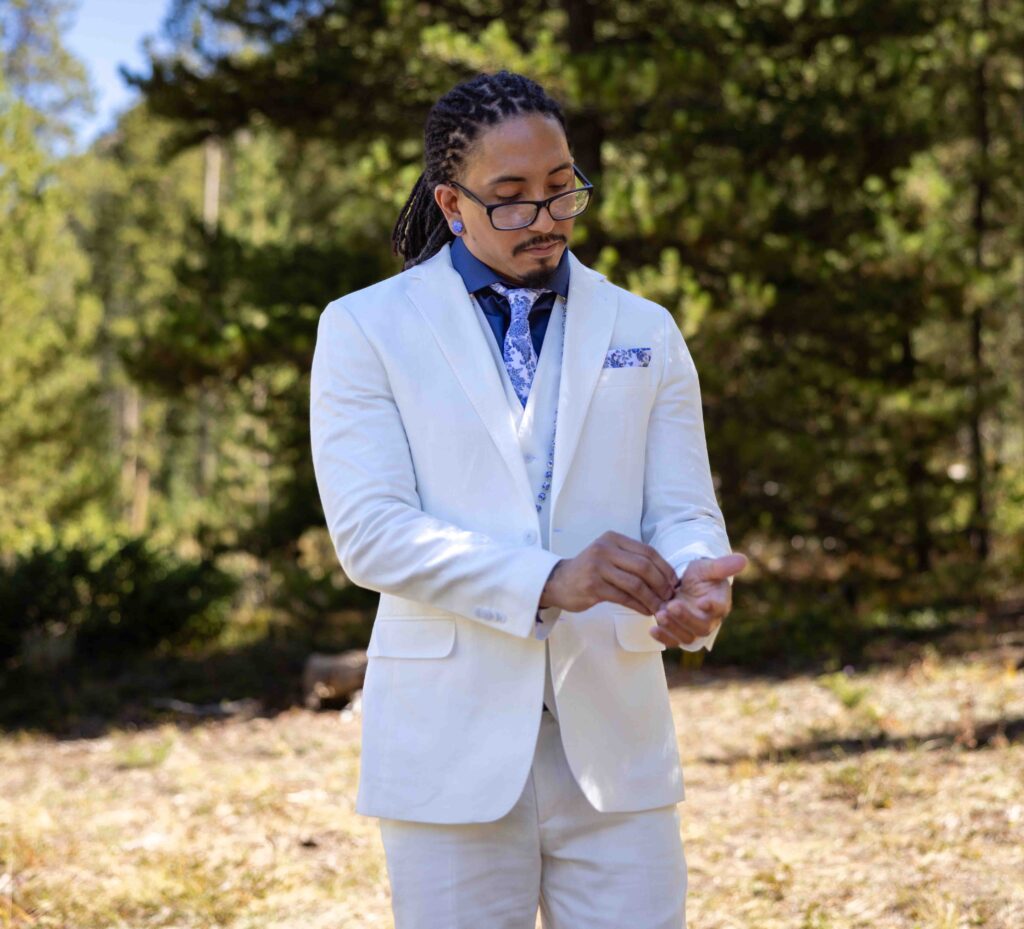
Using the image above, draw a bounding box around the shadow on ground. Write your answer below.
[700,714,1024,766]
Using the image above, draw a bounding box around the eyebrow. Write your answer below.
[487,162,573,186]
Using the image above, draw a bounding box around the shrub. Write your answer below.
[0,537,239,668]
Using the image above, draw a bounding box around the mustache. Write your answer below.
[513,235,566,255]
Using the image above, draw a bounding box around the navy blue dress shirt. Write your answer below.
[449,236,571,358]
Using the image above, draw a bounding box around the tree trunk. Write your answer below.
[968,0,991,562]
[562,0,604,263]
[901,331,932,572]
[197,136,222,498]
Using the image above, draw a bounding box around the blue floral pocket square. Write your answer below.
[603,347,653,368]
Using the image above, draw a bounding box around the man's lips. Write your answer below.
[521,239,562,255]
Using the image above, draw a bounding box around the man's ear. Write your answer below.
[434,184,462,229]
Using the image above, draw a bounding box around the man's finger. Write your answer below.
[610,548,676,601]
[659,615,711,642]
[608,533,678,590]
[662,599,716,625]
[603,565,669,615]
[596,582,655,617]
[649,621,697,648]
[659,602,716,639]
[648,626,677,647]
[692,553,748,583]
[690,592,729,619]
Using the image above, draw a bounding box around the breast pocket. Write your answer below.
[366,617,457,659]
[611,610,666,652]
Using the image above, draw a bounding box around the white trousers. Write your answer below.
[378,710,688,929]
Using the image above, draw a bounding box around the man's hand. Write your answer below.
[648,553,748,648]
[538,531,679,616]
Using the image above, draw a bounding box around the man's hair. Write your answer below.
[391,70,568,269]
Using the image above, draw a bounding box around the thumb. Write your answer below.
[691,552,748,583]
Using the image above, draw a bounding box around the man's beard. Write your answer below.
[508,236,566,288]
[515,264,559,289]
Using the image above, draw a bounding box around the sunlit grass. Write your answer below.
[2,638,1022,928]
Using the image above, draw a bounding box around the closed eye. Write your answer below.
[495,185,571,202]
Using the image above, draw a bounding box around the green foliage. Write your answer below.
[0,0,93,148]
[121,0,1024,612]
[0,542,90,665]
[817,670,871,709]
[0,72,115,551]
[4,0,1024,677]
[266,529,381,651]
[0,537,239,668]
[707,578,868,670]
[74,538,238,660]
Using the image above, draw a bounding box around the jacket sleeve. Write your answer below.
[640,309,734,652]
[310,299,562,640]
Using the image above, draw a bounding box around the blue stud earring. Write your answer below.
[452,219,464,234]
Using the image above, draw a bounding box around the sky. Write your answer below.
[64,0,172,146]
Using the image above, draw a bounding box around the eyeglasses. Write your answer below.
[451,164,594,231]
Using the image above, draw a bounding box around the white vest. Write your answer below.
[470,292,566,720]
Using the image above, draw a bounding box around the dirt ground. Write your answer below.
[2,631,1022,928]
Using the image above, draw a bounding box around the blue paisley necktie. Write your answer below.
[488,282,550,407]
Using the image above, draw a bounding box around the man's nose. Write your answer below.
[528,206,556,235]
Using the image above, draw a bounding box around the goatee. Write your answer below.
[516,265,559,289]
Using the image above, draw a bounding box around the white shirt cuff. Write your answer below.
[534,605,562,641]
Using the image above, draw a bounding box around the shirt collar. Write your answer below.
[450,236,570,299]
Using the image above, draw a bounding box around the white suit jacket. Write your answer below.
[309,242,734,824]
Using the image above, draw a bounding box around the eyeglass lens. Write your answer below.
[491,188,591,230]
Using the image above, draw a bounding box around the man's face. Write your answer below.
[435,113,576,288]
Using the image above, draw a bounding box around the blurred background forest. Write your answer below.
[2,0,1023,731]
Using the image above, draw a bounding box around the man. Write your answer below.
[310,70,747,929]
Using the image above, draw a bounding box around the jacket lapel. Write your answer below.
[403,246,536,510]
[403,244,619,523]
[549,253,617,519]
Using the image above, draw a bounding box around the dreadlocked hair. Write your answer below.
[391,70,568,269]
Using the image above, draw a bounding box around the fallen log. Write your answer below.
[302,650,368,710]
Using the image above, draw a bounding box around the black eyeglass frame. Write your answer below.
[450,164,595,231]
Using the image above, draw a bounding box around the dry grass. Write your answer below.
[2,633,1022,928]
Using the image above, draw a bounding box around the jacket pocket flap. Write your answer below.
[612,611,666,652]
[367,617,456,659]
